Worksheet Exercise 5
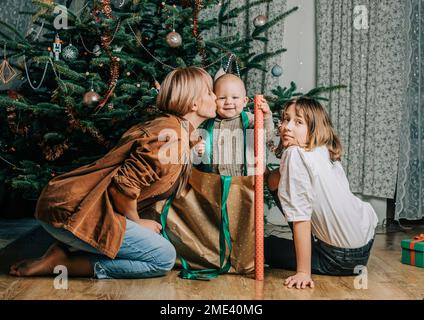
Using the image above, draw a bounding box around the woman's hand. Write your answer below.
[284,272,315,289]
[136,218,163,234]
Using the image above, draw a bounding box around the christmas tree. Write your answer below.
[0,0,341,209]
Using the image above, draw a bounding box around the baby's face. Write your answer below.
[214,79,248,119]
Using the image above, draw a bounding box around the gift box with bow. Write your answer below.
[401,234,424,268]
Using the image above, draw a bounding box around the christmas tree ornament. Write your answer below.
[93,44,102,57]
[0,45,18,84]
[62,42,79,62]
[83,88,101,107]
[271,64,283,77]
[214,67,226,81]
[53,34,62,61]
[47,47,54,58]
[166,30,182,48]
[253,15,268,27]
[136,83,141,88]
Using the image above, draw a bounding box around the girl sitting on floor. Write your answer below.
[265,97,378,289]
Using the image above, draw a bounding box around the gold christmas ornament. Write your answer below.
[0,45,18,84]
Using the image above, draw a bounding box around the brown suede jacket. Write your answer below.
[35,114,195,258]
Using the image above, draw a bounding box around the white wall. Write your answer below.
[265,0,386,226]
[281,0,316,93]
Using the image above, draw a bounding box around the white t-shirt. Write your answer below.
[278,145,378,249]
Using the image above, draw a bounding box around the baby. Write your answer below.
[197,73,274,176]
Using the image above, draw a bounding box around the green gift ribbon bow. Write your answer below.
[160,175,233,281]
[199,111,249,176]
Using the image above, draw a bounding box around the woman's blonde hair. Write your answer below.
[282,97,342,161]
[156,67,213,116]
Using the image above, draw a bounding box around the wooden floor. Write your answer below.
[0,220,423,300]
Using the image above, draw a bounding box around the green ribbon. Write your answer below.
[161,175,233,281]
[198,111,249,176]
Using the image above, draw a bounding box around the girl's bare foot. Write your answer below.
[9,243,69,277]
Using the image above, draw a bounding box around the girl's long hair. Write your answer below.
[281,97,342,162]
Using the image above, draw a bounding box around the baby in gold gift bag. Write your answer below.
[149,73,274,279]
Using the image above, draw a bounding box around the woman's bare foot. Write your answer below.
[9,243,69,277]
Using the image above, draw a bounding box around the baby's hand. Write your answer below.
[195,139,206,157]
[257,96,272,118]
[284,272,315,289]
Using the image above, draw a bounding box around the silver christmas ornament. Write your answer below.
[166,31,182,48]
[62,43,79,62]
[253,15,268,27]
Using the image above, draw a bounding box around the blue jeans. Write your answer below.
[265,235,374,276]
[266,188,374,276]
[39,219,176,279]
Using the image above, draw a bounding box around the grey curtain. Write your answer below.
[316,0,410,199]
[396,0,423,221]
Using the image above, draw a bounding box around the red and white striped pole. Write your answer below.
[254,95,265,281]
